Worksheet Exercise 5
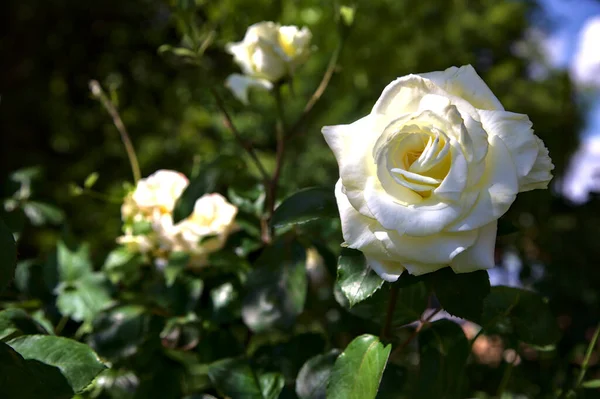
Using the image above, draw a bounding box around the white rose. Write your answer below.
[121,170,189,222]
[119,170,189,255]
[322,65,554,281]
[170,193,238,264]
[225,21,312,103]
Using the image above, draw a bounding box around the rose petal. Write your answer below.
[479,110,539,180]
[364,176,468,236]
[450,221,498,272]
[418,65,504,111]
[375,228,477,266]
[335,180,396,261]
[323,116,382,218]
[518,136,554,192]
[225,74,273,104]
[365,257,405,282]
[447,135,518,232]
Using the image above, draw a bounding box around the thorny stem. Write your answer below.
[89,80,142,183]
[209,86,270,183]
[389,307,443,360]
[381,284,400,339]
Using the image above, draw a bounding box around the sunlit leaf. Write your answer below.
[326,334,391,399]
[336,248,384,307]
[7,335,106,394]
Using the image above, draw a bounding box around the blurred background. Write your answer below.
[1,0,600,393]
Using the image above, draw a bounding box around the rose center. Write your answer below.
[387,130,452,197]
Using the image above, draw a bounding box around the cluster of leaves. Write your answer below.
[3,170,596,398]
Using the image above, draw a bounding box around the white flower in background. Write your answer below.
[170,193,238,263]
[121,170,189,222]
[323,65,554,281]
[225,21,312,103]
[117,170,238,265]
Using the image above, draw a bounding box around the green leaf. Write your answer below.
[55,273,113,323]
[424,268,490,322]
[326,334,391,399]
[102,247,142,285]
[83,172,99,189]
[7,335,106,394]
[0,308,50,341]
[582,379,600,389]
[336,248,384,307]
[296,349,340,399]
[0,341,71,399]
[339,5,356,26]
[196,328,244,364]
[22,202,65,226]
[252,332,327,381]
[160,315,201,350]
[88,305,154,362]
[271,187,338,228]
[56,241,93,282]
[173,155,246,223]
[158,44,201,66]
[92,368,140,398]
[482,286,560,346]
[242,236,307,332]
[416,319,469,399]
[338,281,428,328]
[0,217,17,292]
[164,251,190,287]
[207,358,285,399]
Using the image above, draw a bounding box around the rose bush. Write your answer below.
[225,21,312,103]
[323,65,554,280]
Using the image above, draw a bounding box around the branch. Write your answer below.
[89,80,142,183]
[209,86,270,182]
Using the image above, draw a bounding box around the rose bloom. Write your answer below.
[167,193,238,264]
[323,65,553,280]
[121,170,189,223]
[118,171,237,264]
[225,21,312,103]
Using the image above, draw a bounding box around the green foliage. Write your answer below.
[338,278,429,328]
[295,349,340,399]
[336,248,385,307]
[416,320,470,398]
[424,268,490,322]
[2,336,106,398]
[55,273,113,323]
[207,358,285,399]
[173,155,250,223]
[241,236,307,332]
[326,334,391,399]
[271,187,338,228]
[482,286,560,346]
[0,309,50,340]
